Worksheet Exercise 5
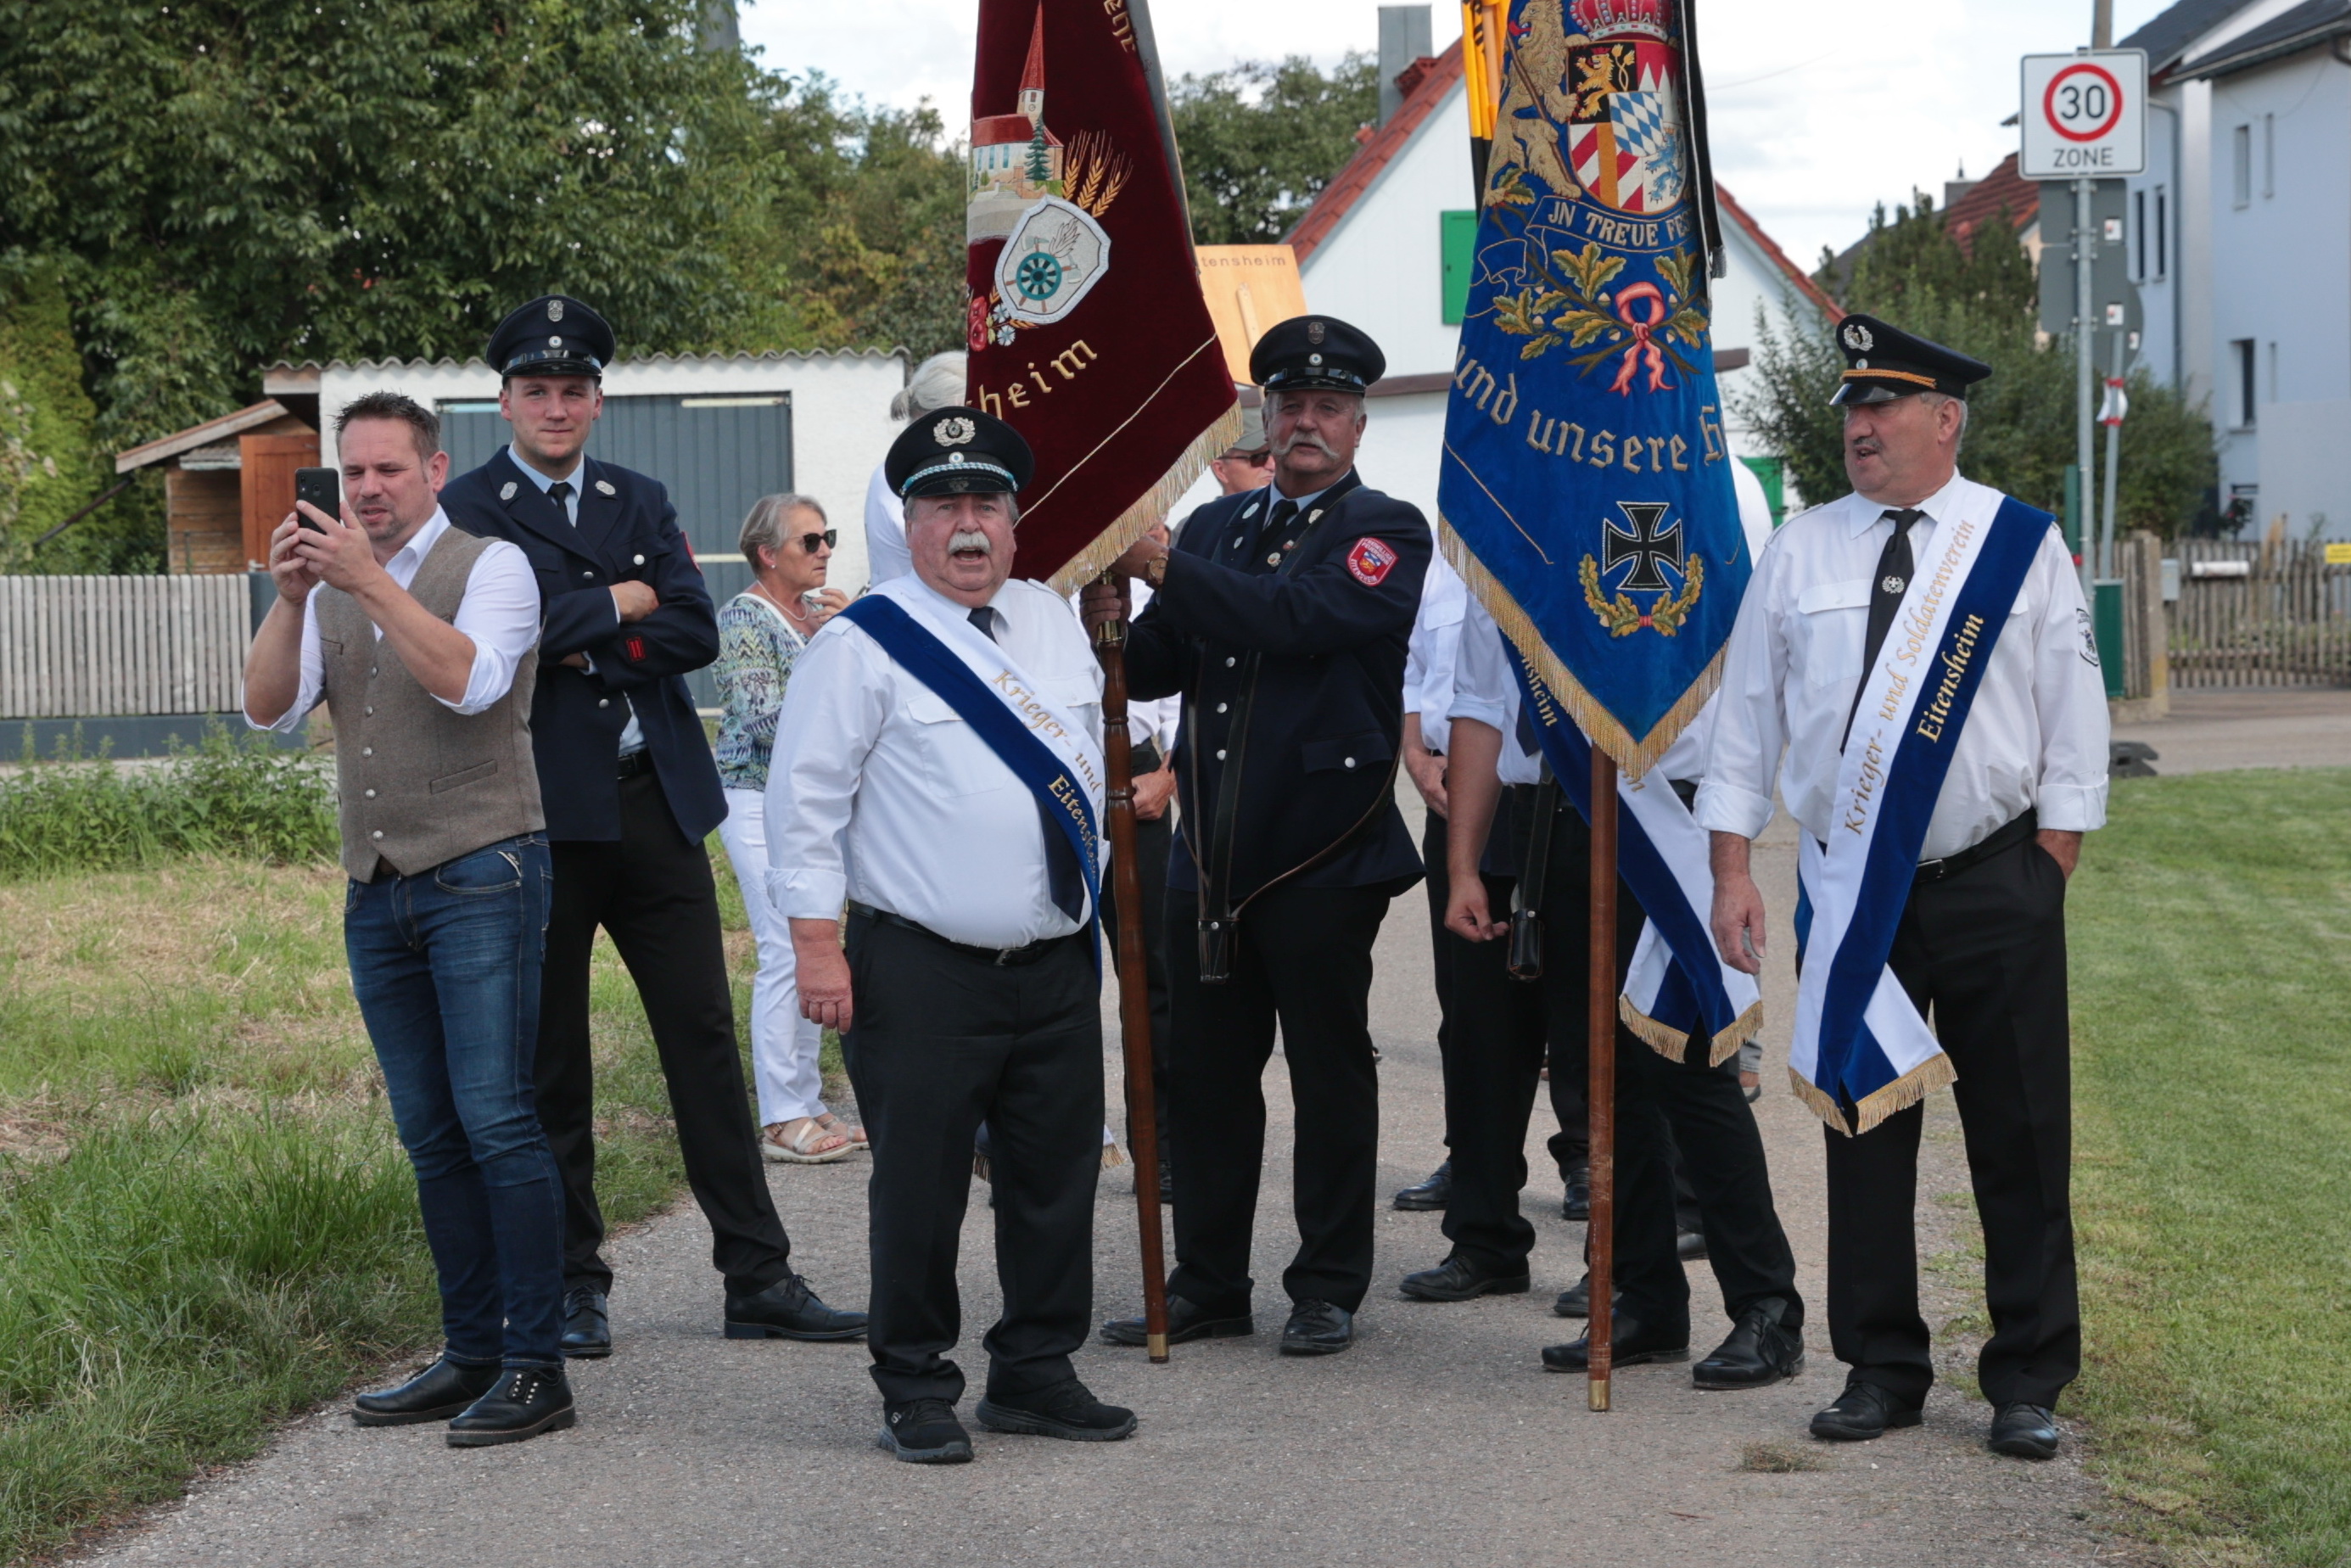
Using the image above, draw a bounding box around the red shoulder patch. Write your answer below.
[1346,536,1399,586]
[624,636,647,663]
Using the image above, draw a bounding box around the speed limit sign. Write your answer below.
[2021,51,2147,176]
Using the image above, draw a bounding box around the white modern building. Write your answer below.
[2120,0,2351,537]
[1265,31,1837,528]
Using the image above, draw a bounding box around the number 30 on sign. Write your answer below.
[2020,51,2147,178]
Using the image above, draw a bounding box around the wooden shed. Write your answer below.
[115,400,318,574]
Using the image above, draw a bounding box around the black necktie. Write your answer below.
[968,607,1086,922]
[1244,496,1298,571]
[548,480,574,524]
[1843,508,1924,748]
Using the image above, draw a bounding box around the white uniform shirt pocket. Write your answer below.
[1796,578,1872,688]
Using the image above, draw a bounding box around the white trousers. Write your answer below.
[719,787,829,1128]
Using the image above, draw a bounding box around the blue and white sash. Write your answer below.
[1791,495,2052,1134]
[1508,646,1762,1062]
[837,593,1106,969]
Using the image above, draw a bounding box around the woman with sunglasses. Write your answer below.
[715,494,859,1162]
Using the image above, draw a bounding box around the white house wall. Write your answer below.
[316,351,907,586]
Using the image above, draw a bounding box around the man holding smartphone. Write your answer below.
[439,295,863,1359]
[246,392,574,1445]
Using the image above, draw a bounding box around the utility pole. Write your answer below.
[2074,156,2096,601]
[2092,0,2113,48]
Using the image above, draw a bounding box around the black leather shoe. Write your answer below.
[352,1355,502,1426]
[1808,1379,1923,1441]
[1399,1254,1531,1302]
[1280,1299,1354,1355]
[1676,1227,1709,1261]
[1561,1168,1591,1221]
[1692,1297,1805,1390]
[1541,1312,1690,1371]
[445,1366,576,1447]
[976,1377,1137,1442]
[1101,1293,1255,1347]
[723,1273,867,1341]
[1393,1160,1452,1211]
[1989,1402,2060,1459]
[1553,1273,1592,1319]
[878,1397,972,1464]
[560,1287,611,1359]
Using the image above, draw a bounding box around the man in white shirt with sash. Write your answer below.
[767,406,1135,1465]
[1701,316,2109,1459]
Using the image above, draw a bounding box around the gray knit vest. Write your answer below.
[315,527,545,881]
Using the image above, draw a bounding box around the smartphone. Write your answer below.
[294,468,340,532]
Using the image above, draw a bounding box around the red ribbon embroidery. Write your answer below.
[1608,282,1674,395]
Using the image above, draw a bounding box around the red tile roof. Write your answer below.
[1943,152,2038,257]
[1286,47,1839,324]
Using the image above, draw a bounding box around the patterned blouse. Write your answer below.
[714,591,811,792]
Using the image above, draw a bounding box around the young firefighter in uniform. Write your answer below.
[1084,316,1430,1358]
[1701,316,2109,1458]
[770,408,1136,1464]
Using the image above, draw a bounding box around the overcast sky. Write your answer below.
[742,0,2174,269]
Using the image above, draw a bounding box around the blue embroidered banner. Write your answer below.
[1438,0,1747,776]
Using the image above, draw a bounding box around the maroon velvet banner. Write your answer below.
[966,0,1240,589]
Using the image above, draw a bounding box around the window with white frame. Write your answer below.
[2153,187,2168,278]
[2231,339,2258,428]
[2233,124,2252,207]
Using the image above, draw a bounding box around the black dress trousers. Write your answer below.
[842,914,1103,1406]
[1822,835,2077,1408]
[1165,881,1391,1314]
[538,770,793,1296]
[1419,808,1458,1152]
[1098,743,1173,1156]
[1442,799,1801,1335]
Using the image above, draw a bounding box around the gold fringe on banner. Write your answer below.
[1045,400,1245,596]
[1788,1051,1957,1136]
[1437,516,1727,781]
[1620,995,1760,1067]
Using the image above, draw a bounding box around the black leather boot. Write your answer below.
[352,1356,502,1426]
[445,1366,576,1447]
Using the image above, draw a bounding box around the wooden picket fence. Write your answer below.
[2167,538,2351,689]
[0,574,249,719]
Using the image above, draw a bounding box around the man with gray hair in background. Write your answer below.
[244,391,573,1445]
[863,350,967,585]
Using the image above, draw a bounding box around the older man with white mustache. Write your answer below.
[766,406,1135,1465]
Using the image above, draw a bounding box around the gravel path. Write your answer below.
[80,805,2129,1567]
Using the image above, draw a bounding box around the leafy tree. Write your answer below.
[1172,54,1379,244]
[1735,193,2216,539]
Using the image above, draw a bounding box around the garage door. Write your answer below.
[439,394,793,708]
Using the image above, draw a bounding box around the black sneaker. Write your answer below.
[878,1397,973,1464]
[445,1367,576,1448]
[975,1377,1137,1442]
[352,1355,502,1426]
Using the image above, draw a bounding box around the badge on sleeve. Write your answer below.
[1346,536,1399,586]
[2077,607,2101,666]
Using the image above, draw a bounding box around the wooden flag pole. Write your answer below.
[1094,588,1172,1363]
[1586,748,1619,1411]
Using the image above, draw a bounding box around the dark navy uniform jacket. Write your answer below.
[1126,468,1429,905]
[441,446,727,844]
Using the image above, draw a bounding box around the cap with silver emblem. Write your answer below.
[486,294,613,381]
[1249,315,1385,395]
[882,406,1035,501]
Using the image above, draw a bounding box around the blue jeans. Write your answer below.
[346,835,566,1369]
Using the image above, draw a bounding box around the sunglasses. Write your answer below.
[792,529,837,552]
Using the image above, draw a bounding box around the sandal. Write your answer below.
[814,1112,869,1149]
[761,1117,854,1164]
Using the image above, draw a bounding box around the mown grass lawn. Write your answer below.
[2070,767,2351,1565]
[0,845,777,1564]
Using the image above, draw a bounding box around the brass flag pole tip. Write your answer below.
[1588,1378,1611,1412]
[1147,1335,1169,1363]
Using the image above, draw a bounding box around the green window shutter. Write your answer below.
[1738,456,1786,527]
[1441,210,1477,325]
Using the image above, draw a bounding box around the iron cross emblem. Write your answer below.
[1603,501,1684,593]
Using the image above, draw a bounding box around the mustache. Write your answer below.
[948,529,994,554]
[1274,430,1341,460]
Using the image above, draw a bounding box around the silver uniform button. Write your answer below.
[361,747,372,757]
[369,666,378,678]
[597,698,610,708]
[370,830,383,840]
[1216,703,1228,714]
[633,554,645,565]
[1225,656,1236,667]
[1216,748,1227,760]
[1344,757,1357,769]
[364,706,373,716]
[583,570,594,579]
[363,788,376,799]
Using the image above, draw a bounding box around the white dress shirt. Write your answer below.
[863,463,913,586]
[765,572,1106,949]
[1698,473,2110,861]
[1066,579,1178,752]
[509,445,645,753]
[249,507,540,731]
[1405,553,1468,754]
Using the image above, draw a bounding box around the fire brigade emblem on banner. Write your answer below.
[1439,0,1748,774]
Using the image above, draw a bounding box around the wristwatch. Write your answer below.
[1144,551,1169,587]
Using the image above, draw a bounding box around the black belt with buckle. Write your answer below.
[617,749,656,780]
[1914,808,2037,884]
[848,903,1073,966]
